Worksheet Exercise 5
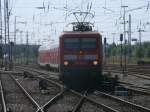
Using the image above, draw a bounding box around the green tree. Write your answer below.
[146,48,150,57]
[135,46,145,58]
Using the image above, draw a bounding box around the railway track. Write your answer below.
[103,64,150,109]
[14,67,119,112]
[16,65,150,94]
[103,69,150,80]
[89,91,150,112]
[104,64,150,77]
[18,64,150,81]
[103,64,150,90]
[0,73,38,112]
[14,74,61,106]
[0,70,119,112]
[15,66,59,80]
[14,65,150,112]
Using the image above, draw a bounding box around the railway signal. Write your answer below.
[0,35,3,68]
[9,41,14,70]
[104,37,107,65]
[120,34,123,68]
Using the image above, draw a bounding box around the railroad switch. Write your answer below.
[6,107,12,112]
[23,71,34,78]
[39,79,49,94]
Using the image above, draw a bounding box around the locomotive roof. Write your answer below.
[60,31,101,36]
[61,31,100,34]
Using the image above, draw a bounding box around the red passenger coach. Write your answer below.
[38,45,59,70]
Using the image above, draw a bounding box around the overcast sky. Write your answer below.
[5,0,150,45]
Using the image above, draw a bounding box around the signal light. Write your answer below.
[120,34,123,41]
[79,50,83,54]
[104,37,106,44]
[93,61,98,65]
[64,61,69,65]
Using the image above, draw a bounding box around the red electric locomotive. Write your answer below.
[60,31,102,88]
[38,11,103,89]
[38,22,103,89]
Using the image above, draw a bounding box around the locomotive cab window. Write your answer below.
[64,38,80,49]
[64,37,97,49]
[81,38,96,49]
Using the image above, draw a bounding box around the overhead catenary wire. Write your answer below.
[3,0,150,45]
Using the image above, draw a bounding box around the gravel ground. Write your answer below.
[118,95,150,109]
[88,93,141,112]
[1,73,36,112]
[80,102,106,112]
[47,92,79,112]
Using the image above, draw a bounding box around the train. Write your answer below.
[38,22,104,90]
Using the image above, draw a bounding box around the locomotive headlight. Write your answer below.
[64,61,69,65]
[79,50,83,54]
[93,61,98,65]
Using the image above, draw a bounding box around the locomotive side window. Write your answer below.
[64,38,80,49]
[81,38,96,49]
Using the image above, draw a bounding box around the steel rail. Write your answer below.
[0,81,7,112]
[96,91,150,112]
[104,64,150,68]
[70,90,119,112]
[104,65,150,70]
[104,69,150,94]
[103,69,150,80]
[129,85,150,91]
[15,66,62,89]
[0,70,22,74]
[119,81,150,95]
[9,74,44,112]
[125,86,150,95]
[71,94,85,112]
[38,89,66,111]
[104,65,150,74]
[16,66,58,77]
[16,67,59,83]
